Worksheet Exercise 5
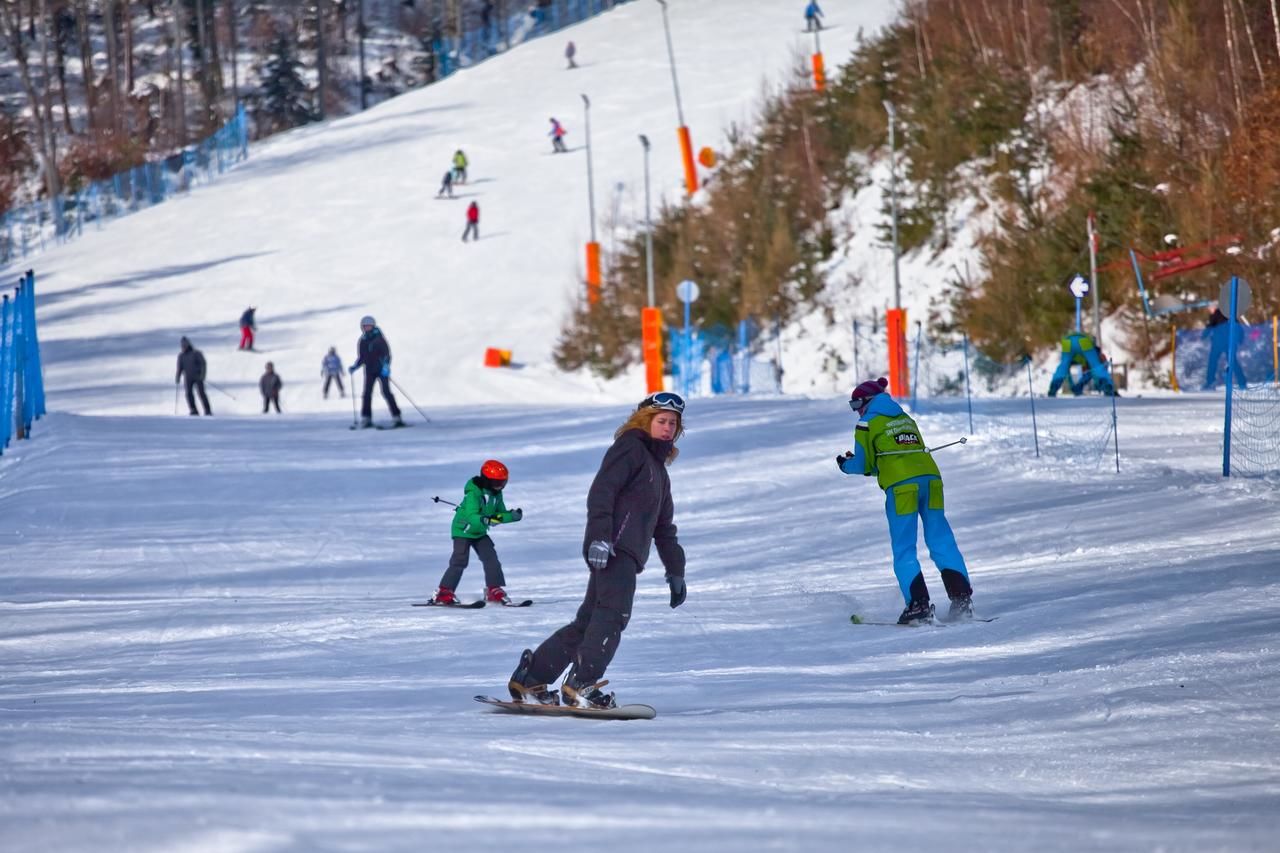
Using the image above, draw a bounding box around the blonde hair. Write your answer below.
[615,407,683,464]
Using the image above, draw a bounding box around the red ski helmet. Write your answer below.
[480,459,509,483]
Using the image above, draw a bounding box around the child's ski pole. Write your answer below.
[432,496,458,508]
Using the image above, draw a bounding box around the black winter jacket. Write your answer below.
[176,347,206,382]
[260,372,282,398]
[583,428,685,576]
[352,327,391,375]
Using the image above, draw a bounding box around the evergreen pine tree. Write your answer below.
[258,33,316,134]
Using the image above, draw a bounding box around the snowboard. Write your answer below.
[474,695,656,721]
[850,614,998,626]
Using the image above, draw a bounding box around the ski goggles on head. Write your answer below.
[640,391,686,414]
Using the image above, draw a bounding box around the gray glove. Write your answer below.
[666,575,686,608]
[586,540,614,570]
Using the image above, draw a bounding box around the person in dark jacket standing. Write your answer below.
[508,392,688,709]
[175,336,212,416]
[239,307,257,351]
[260,361,283,413]
[348,315,404,429]
[462,201,480,242]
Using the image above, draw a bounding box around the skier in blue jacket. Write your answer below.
[804,1,824,31]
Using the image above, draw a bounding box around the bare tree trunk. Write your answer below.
[316,0,326,119]
[103,0,122,132]
[1223,0,1244,119]
[1233,0,1266,85]
[53,4,74,133]
[124,0,135,93]
[224,0,238,104]
[172,0,188,144]
[76,0,95,129]
[1270,0,1280,64]
[37,0,60,190]
[1,0,61,200]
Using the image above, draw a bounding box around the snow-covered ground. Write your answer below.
[3,3,1279,850]
[2,397,1279,851]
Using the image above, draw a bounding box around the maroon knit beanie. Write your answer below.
[850,377,889,406]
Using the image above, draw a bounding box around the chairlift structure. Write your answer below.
[1118,234,1243,317]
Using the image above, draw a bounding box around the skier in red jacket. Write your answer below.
[463,201,480,242]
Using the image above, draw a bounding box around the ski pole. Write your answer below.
[432,496,458,508]
[390,377,431,423]
[349,377,359,428]
[205,380,238,401]
[876,436,969,457]
[174,384,179,415]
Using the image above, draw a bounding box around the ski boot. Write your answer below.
[897,598,935,626]
[486,586,510,605]
[561,673,616,710]
[359,416,374,429]
[431,586,457,605]
[946,594,974,622]
[508,649,559,705]
[391,416,407,428]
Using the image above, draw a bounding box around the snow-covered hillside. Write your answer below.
[4,0,895,416]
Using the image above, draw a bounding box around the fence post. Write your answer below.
[1025,358,1040,459]
[12,285,25,441]
[0,293,10,453]
[1110,386,1120,473]
[1222,276,1240,477]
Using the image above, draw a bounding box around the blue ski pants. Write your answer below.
[884,475,969,603]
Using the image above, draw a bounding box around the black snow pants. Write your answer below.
[184,379,211,415]
[439,536,505,591]
[529,552,638,686]
[361,371,402,419]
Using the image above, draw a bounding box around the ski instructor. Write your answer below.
[508,392,689,710]
[349,315,405,429]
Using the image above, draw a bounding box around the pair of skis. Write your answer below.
[411,598,532,609]
[850,614,998,627]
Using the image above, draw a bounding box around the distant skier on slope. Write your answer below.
[175,336,212,416]
[260,361,283,414]
[837,377,974,625]
[321,347,345,398]
[1047,332,1117,397]
[430,459,524,607]
[549,117,568,153]
[239,306,257,351]
[1201,305,1248,391]
[452,149,468,183]
[437,169,454,198]
[565,40,577,69]
[462,201,480,242]
[348,315,405,429]
[508,392,688,710]
[804,0,824,31]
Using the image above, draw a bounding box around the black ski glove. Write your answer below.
[666,575,686,609]
[511,508,523,521]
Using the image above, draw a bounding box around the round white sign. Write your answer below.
[676,279,700,303]
[1217,279,1252,317]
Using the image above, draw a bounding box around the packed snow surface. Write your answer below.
[2,397,1279,852]
[3,2,1280,850]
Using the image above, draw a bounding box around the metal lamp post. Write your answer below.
[582,93,601,304]
[640,133,663,392]
[656,0,698,196]
[882,99,908,397]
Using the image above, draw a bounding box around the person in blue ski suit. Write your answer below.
[804,1,824,31]
[1047,332,1116,396]
[837,377,974,624]
[1200,306,1248,391]
[321,346,345,398]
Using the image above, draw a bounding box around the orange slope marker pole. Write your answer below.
[642,307,664,393]
[586,241,601,305]
[677,126,698,196]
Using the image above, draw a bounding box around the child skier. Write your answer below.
[437,169,454,199]
[837,377,974,625]
[549,117,568,153]
[321,346,345,398]
[431,459,524,606]
[462,201,480,241]
[452,149,468,183]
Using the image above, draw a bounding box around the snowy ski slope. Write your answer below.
[8,0,894,416]
[1,397,1278,851]
[3,2,1280,851]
